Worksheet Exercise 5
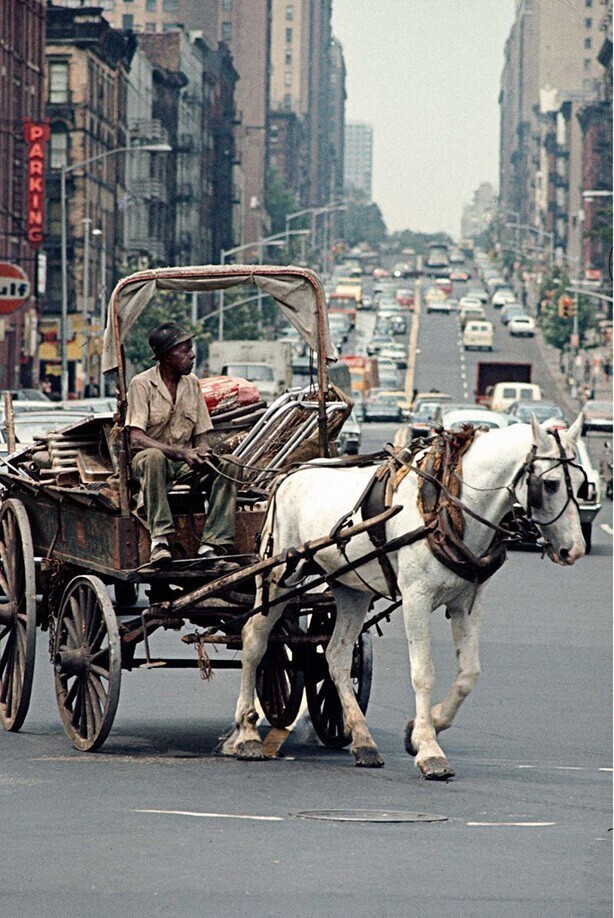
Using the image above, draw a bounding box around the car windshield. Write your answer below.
[586,401,611,413]
[517,404,563,422]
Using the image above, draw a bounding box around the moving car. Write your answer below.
[508,315,536,337]
[490,382,542,412]
[449,270,470,282]
[427,297,454,315]
[581,399,613,435]
[506,400,567,425]
[500,303,525,325]
[379,343,408,368]
[337,408,362,455]
[491,289,516,308]
[395,288,415,308]
[439,407,511,431]
[459,304,486,328]
[362,390,405,422]
[463,320,494,351]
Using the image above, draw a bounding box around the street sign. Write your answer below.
[0,262,31,314]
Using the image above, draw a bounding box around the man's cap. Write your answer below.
[149,322,192,358]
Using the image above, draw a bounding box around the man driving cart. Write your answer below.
[126,321,240,565]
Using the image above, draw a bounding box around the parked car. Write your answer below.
[449,270,470,282]
[337,408,362,455]
[507,400,566,425]
[0,411,95,453]
[395,288,415,308]
[0,388,51,403]
[508,315,536,337]
[581,399,613,435]
[378,343,408,368]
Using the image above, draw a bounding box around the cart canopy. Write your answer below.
[102,265,336,374]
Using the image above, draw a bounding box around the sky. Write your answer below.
[331,0,517,237]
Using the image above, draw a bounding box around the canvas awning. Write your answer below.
[101,264,337,374]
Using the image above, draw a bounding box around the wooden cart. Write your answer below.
[0,265,380,753]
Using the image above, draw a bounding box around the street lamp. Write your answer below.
[60,141,171,400]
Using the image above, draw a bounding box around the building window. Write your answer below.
[286,4,293,19]
[584,37,592,48]
[49,62,69,104]
[585,17,592,26]
[122,13,134,29]
[285,27,292,42]
[49,130,68,170]
[146,0,156,9]
[585,0,592,6]
[146,21,156,31]
[162,0,178,9]
[284,70,292,86]
[285,49,292,64]
[584,57,591,69]
[222,0,232,10]
[221,20,232,40]
[283,93,291,109]
[162,22,181,31]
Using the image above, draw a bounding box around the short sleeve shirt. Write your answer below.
[126,364,212,448]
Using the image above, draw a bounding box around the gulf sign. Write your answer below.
[0,263,31,315]
[24,119,50,247]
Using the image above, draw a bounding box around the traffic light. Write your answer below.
[558,295,575,319]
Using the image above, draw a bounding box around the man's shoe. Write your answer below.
[197,543,217,558]
[150,540,171,563]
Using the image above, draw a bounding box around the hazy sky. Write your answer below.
[332,0,516,237]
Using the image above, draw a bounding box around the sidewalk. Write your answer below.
[534,331,612,420]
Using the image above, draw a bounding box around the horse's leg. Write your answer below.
[401,581,455,781]
[405,590,483,754]
[327,586,383,767]
[431,591,483,734]
[219,575,284,760]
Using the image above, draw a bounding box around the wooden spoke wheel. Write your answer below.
[305,608,373,749]
[54,575,121,752]
[0,499,37,732]
[256,616,305,728]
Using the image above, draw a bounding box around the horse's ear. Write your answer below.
[530,413,551,451]
[566,413,583,446]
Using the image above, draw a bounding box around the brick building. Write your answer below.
[0,0,46,389]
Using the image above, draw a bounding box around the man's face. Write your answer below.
[162,339,195,375]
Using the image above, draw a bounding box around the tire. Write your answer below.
[54,575,121,752]
[581,522,592,554]
[256,616,305,728]
[0,499,37,732]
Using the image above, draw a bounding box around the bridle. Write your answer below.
[511,428,587,528]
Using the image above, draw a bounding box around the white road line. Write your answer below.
[599,767,613,772]
[465,822,556,829]
[133,809,284,822]
[600,523,613,536]
[554,766,583,771]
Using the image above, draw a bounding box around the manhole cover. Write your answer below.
[295,809,447,823]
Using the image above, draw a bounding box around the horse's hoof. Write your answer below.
[418,757,455,781]
[404,721,418,757]
[354,746,385,768]
[236,740,270,761]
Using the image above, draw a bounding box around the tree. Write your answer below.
[124,290,202,375]
[344,201,387,248]
[265,166,298,236]
[537,268,595,351]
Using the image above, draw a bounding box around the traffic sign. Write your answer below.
[0,262,31,314]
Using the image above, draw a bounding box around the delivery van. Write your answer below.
[490,382,542,412]
[463,320,493,351]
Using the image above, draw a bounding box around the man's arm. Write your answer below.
[129,427,207,467]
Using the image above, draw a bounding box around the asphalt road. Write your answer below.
[1,269,611,917]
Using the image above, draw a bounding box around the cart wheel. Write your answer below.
[0,499,37,732]
[114,581,139,606]
[54,575,121,752]
[305,608,373,749]
[256,616,305,727]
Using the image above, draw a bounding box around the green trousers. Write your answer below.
[131,448,240,549]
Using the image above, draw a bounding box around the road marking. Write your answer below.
[599,767,613,772]
[133,809,284,822]
[600,523,613,536]
[404,279,422,397]
[465,822,556,829]
[554,766,583,771]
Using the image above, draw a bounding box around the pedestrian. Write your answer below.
[83,376,100,398]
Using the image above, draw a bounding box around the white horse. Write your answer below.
[222,416,586,779]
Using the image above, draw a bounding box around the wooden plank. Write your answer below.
[77,447,113,482]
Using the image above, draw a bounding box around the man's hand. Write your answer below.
[181,445,211,468]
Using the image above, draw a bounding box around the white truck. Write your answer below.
[207,340,293,402]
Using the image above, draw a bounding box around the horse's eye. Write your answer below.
[544,479,559,494]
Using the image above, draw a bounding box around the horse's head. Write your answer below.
[517,414,586,565]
